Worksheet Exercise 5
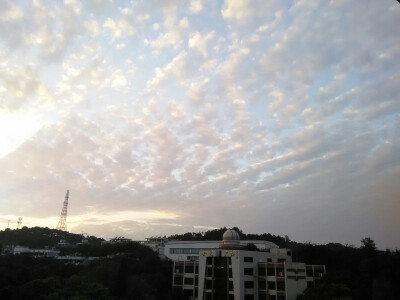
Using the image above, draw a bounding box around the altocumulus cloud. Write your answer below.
[0,0,399,248]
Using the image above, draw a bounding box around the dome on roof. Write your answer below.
[222,229,240,242]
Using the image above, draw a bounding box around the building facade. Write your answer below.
[171,229,325,300]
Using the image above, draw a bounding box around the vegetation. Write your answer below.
[1,227,399,299]
[0,227,103,249]
[0,227,181,299]
[168,226,290,247]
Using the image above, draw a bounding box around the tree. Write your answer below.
[361,237,376,252]
[242,243,258,251]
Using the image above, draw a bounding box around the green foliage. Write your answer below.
[361,237,377,253]
[294,242,400,299]
[298,283,352,300]
[60,240,154,257]
[0,226,399,299]
[0,227,175,299]
[242,243,258,251]
[0,227,104,249]
[168,226,288,247]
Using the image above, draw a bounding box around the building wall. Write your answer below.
[174,248,325,300]
[165,240,278,262]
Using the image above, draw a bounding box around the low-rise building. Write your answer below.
[144,237,167,259]
[171,229,325,300]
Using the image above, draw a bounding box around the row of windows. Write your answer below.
[174,276,199,286]
[258,280,285,291]
[258,266,285,276]
[204,293,235,300]
[258,294,285,300]
[204,278,284,291]
[182,289,198,298]
[170,248,201,254]
[306,269,324,277]
[174,265,198,274]
[244,257,287,263]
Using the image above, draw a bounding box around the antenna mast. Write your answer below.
[17,217,22,229]
[56,190,69,231]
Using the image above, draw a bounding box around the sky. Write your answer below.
[0,0,399,249]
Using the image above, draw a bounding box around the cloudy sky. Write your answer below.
[0,0,399,249]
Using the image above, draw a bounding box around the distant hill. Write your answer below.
[0,226,104,249]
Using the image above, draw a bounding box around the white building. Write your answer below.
[171,229,325,300]
[10,245,59,258]
[165,239,279,262]
[144,237,167,259]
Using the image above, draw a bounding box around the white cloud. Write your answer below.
[0,0,399,248]
[189,0,203,14]
[221,0,253,23]
[103,17,135,40]
[188,31,215,58]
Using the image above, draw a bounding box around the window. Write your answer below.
[185,266,194,273]
[174,276,183,285]
[245,281,254,288]
[258,279,266,289]
[258,265,266,276]
[244,268,254,275]
[206,279,213,289]
[276,268,284,276]
[277,281,285,291]
[267,281,276,290]
[187,256,199,261]
[229,280,234,291]
[314,269,324,277]
[278,258,286,262]
[169,248,202,254]
[244,256,253,262]
[267,267,275,276]
[183,289,193,296]
[244,295,254,300]
[175,267,183,274]
[307,281,314,288]
[184,277,194,285]
[206,267,213,277]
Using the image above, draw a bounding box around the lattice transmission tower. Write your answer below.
[56,190,69,231]
[17,217,22,229]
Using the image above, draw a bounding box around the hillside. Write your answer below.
[0,226,103,249]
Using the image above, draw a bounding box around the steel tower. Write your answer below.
[56,190,69,231]
[17,217,22,229]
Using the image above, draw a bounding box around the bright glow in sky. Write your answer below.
[0,0,399,248]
